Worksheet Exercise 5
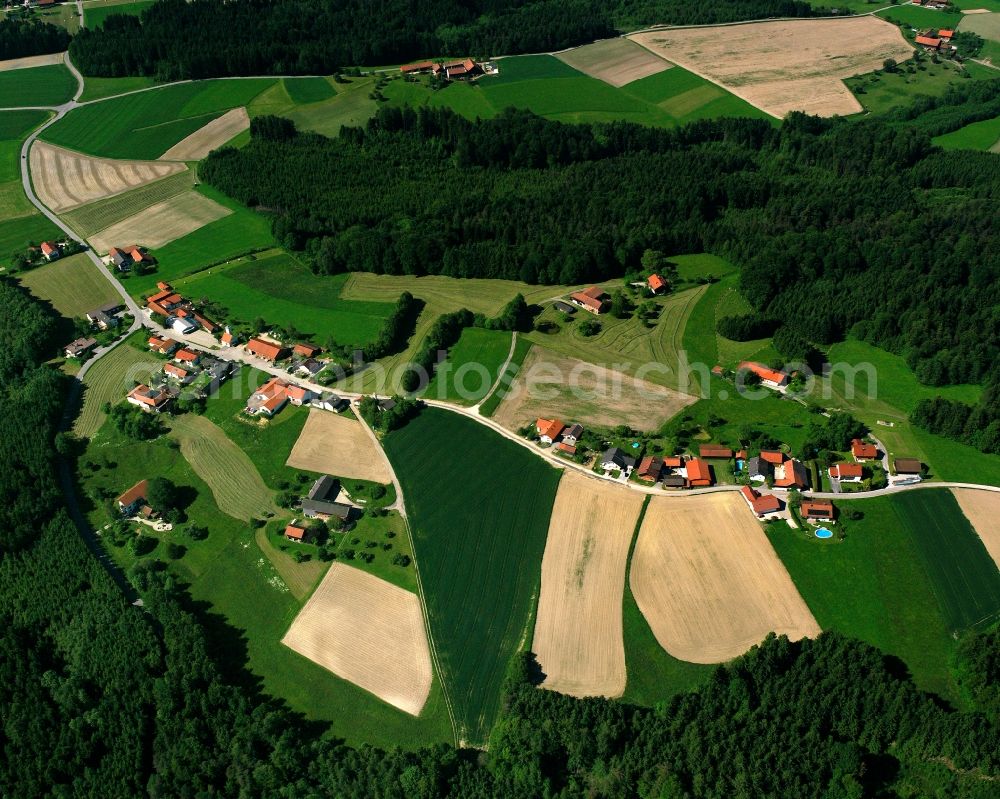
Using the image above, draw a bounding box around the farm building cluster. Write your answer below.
[63,301,129,360]
[561,274,668,316]
[399,59,496,80]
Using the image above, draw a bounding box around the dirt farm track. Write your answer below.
[630,17,913,118]
[531,472,645,697]
[630,492,820,663]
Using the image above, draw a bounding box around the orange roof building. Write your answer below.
[535,418,565,443]
[637,456,663,481]
[829,462,863,481]
[739,361,789,387]
[685,458,712,487]
[774,459,808,489]
[699,444,733,459]
[741,486,781,516]
[937,29,954,39]
[164,363,192,380]
[293,343,320,358]
[247,337,285,361]
[284,523,308,541]
[801,500,834,521]
[401,61,435,74]
[568,286,609,314]
[760,450,785,465]
[174,348,200,364]
[116,479,150,514]
[555,442,577,456]
[126,384,171,413]
[662,456,683,469]
[851,439,878,460]
[915,35,941,48]
[648,273,667,294]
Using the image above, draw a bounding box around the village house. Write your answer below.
[311,392,350,413]
[661,474,687,488]
[221,327,238,346]
[568,286,609,315]
[562,423,584,446]
[893,458,923,483]
[163,363,196,384]
[116,479,154,517]
[829,462,863,483]
[433,59,483,80]
[285,384,314,406]
[294,358,324,378]
[40,241,60,261]
[601,447,636,475]
[86,302,122,330]
[535,418,565,444]
[246,376,292,417]
[647,273,667,295]
[699,444,732,459]
[937,28,954,42]
[851,439,878,461]
[741,485,781,517]
[109,245,152,273]
[170,316,197,335]
[915,34,941,49]
[637,456,663,482]
[293,343,321,358]
[800,500,835,522]
[284,522,310,543]
[554,442,577,456]
[684,458,712,487]
[760,450,785,465]
[127,384,171,413]
[552,300,576,314]
[64,337,97,358]
[773,459,809,490]
[662,455,683,471]
[739,361,789,389]
[148,335,179,355]
[747,455,772,483]
[246,337,286,362]
[300,474,351,522]
[173,348,200,366]
[145,289,185,317]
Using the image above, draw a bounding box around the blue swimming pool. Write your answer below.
[815,527,833,539]
[735,459,745,471]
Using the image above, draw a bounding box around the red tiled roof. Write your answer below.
[555,442,577,455]
[915,35,941,47]
[830,462,863,480]
[285,385,310,401]
[127,384,169,408]
[760,450,785,465]
[247,338,284,361]
[775,459,808,488]
[117,479,148,508]
[801,500,834,518]
[536,418,564,441]
[164,363,190,379]
[284,523,307,541]
[648,273,667,292]
[401,61,434,73]
[739,361,788,385]
[156,281,172,291]
[175,349,199,363]
[147,289,174,304]
[699,444,733,459]
[40,241,57,255]
[193,313,216,332]
[293,343,320,357]
[741,485,780,515]
[637,456,662,479]
[662,456,683,468]
[851,439,878,459]
[685,458,711,485]
[569,287,608,312]
[938,29,954,38]
[221,330,234,344]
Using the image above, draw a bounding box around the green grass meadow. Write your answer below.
[84,0,155,28]
[42,79,276,158]
[768,491,1000,704]
[0,64,76,108]
[175,250,395,346]
[384,409,561,745]
[933,113,1000,151]
[424,327,512,404]
[18,252,120,319]
[282,77,337,104]
[78,414,453,748]
[124,185,275,295]
[877,5,963,30]
[79,75,159,103]
[480,334,533,417]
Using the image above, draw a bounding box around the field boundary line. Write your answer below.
[475,331,517,411]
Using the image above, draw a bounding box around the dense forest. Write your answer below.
[0,16,71,60]
[201,103,1000,429]
[67,0,823,79]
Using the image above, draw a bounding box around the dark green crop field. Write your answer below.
[384,409,560,745]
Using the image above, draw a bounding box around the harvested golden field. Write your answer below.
[492,345,696,432]
[532,472,645,697]
[88,189,232,252]
[286,408,392,483]
[30,141,186,213]
[0,52,66,71]
[282,563,433,715]
[953,489,1000,570]
[160,107,250,160]
[630,17,913,118]
[556,37,673,87]
[630,493,820,663]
